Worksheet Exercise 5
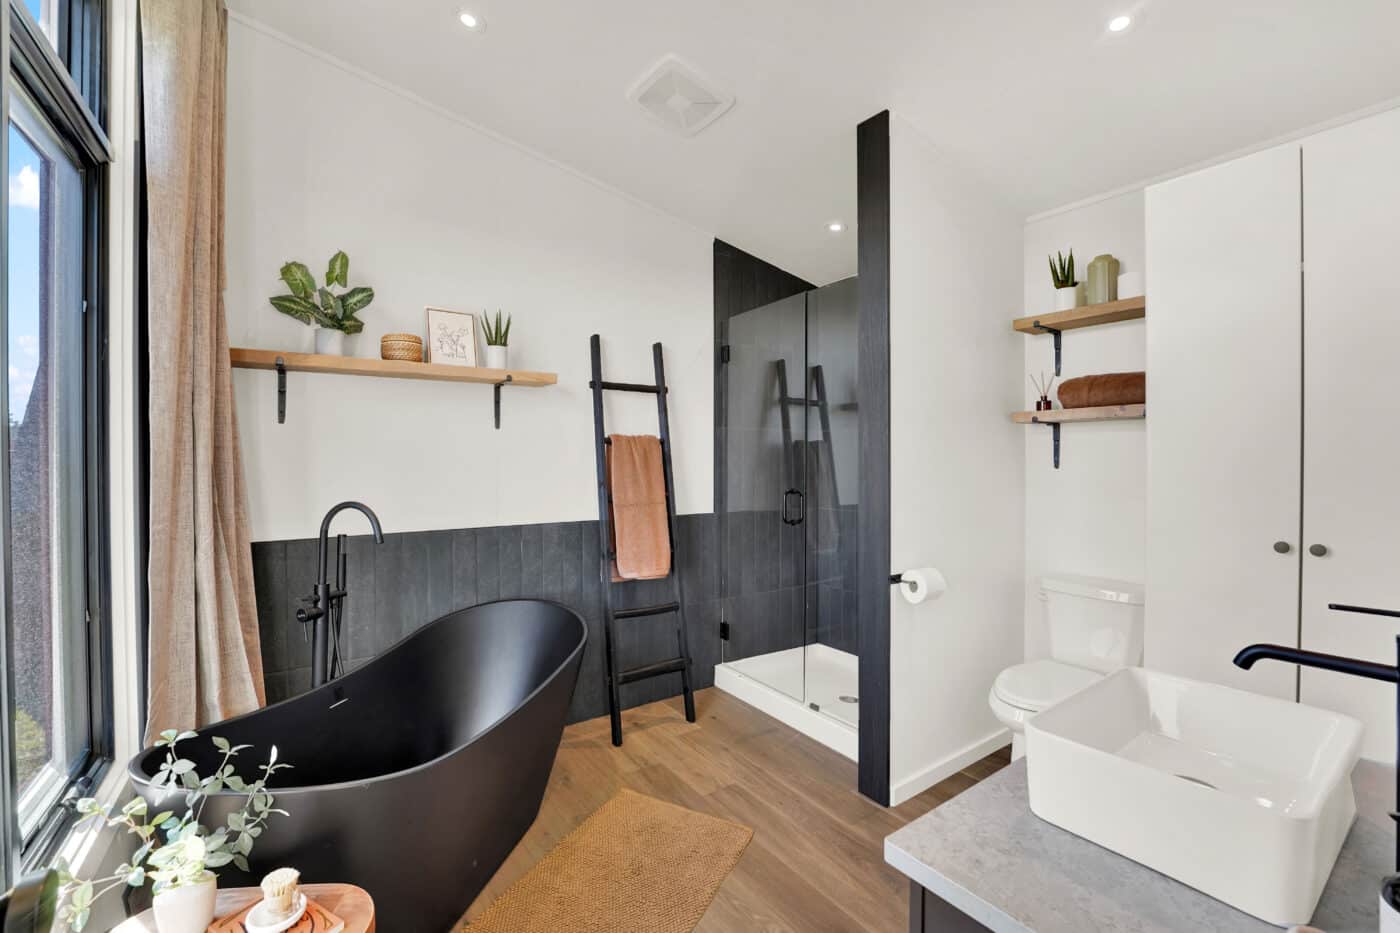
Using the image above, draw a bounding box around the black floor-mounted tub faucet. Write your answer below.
[297,501,384,687]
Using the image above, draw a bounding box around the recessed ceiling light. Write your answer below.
[1108,14,1132,32]
[827,221,846,234]
[458,9,485,30]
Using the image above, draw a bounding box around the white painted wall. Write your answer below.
[1021,193,1147,658]
[887,115,1025,805]
[224,18,713,541]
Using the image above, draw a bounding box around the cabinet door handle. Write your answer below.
[1273,541,1292,554]
[1309,543,1329,557]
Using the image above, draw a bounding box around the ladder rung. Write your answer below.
[613,601,680,620]
[618,657,687,684]
[590,380,666,394]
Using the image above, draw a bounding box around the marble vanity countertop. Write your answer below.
[885,759,1392,933]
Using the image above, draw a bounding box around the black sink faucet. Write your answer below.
[1232,642,1398,683]
[1234,602,1400,871]
[296,501,385,688]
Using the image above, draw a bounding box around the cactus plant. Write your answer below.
[481,309,512,347]
[269,250,374,334]
[1048,249,1077,289]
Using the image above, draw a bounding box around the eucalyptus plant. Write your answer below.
[270,250,375,334]
[1048,249,1077,289]
[481,309,512,347]
[52,731,292,931]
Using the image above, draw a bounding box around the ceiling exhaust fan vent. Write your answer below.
[627,54,735,137]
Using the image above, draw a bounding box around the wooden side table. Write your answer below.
[111,883,374,932]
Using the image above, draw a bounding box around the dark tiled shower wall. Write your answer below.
[719,503,860,660]
[251,514,720,725]
[812,504,860,656]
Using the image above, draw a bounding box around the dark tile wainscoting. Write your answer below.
[252,514,720,724]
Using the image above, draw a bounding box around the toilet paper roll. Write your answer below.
[898,567,947,605]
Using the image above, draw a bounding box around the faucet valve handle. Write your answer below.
[296,603,325,624]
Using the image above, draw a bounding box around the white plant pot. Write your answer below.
[1054,285,1079,312]
[314,328,346,356]
[152,873,217,933]
[484,345,509,370]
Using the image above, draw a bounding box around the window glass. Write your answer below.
[7,93,89,838]
[18,0,56,50]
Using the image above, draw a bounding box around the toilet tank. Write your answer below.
[1042,575,1145,673]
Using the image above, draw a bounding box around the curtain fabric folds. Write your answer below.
[141,0,264,738]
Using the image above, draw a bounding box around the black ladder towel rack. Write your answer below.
[588,334,697,746]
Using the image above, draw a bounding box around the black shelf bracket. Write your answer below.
[1030,415,1061,469]
[1032,321,1063,376]
[276,356,286,424]
[493,373,514,429]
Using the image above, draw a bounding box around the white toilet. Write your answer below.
[989,575,1145,760]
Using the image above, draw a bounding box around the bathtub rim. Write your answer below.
[127,597,588,796]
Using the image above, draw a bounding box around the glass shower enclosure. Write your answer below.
[716,277,859,731]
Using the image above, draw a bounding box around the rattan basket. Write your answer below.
[380,333,423,362]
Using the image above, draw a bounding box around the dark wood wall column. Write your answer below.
[856,111,892,806]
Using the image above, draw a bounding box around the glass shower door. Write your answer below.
[721,292,808,702]
[805,277,859,727]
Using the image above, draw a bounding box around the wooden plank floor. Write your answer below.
[457,687,1010,932]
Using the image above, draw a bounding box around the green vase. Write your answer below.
[1086,254,1120,305]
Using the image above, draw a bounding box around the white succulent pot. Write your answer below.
[1054,285,1079,311]
[314,328,346,356]
[484,345,508,370]
[152,873,217,933]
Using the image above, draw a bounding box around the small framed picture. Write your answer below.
[425,307,478,367]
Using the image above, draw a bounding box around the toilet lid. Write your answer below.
[993,660,1101,712]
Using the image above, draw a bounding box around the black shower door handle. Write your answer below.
[782,488,805,525]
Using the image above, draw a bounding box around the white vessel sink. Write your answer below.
[1025,667,1363,926]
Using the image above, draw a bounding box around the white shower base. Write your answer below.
[714,643,858,761]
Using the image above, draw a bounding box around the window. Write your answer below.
[1,0,110,885]
[8,88,90,842]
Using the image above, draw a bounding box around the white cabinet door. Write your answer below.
[1145,145,1302,700]
[1300,107,1400,762]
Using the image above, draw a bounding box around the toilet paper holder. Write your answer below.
[889,568,948,605]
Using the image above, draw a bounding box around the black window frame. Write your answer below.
[0,0,111,884]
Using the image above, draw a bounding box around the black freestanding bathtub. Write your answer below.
[129,599,586,932]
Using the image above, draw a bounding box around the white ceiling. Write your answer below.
[227,0,1400,285]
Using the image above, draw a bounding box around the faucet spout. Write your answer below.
[1232,643,1398,683]
[318,501,385,584]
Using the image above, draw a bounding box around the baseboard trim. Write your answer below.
[889,729,1011,806]
[714,662,858,761]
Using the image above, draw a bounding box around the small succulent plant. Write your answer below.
[270,250,375,334]
[1048,249,1077,289]
[481,309,512,347]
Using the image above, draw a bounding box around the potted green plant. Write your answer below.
[54,730,291,933]
[269,251,375,356]
[1049,249,1079,311]
[481,310,512,370]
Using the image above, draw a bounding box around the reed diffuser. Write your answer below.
[1030,372,1056,411]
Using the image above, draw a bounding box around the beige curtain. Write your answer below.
[141,0,265,739]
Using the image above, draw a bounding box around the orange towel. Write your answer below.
[606,435,672,581]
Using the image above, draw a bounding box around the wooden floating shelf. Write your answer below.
[229,347,557,387]
[1011,404,1145,424]
[1012,295,1146,334]
[229,347,557,429]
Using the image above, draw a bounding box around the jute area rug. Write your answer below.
[464,788,753,932]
